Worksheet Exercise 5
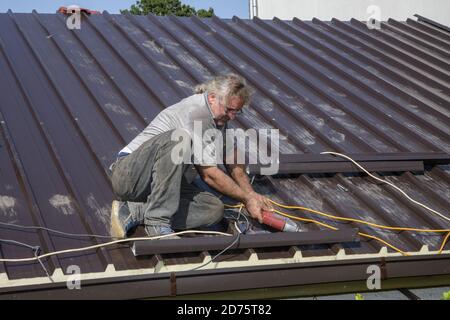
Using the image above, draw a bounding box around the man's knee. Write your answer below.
[205,196,224,226]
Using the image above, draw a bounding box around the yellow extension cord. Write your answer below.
[225,201,450,256]
[225,151,450,256]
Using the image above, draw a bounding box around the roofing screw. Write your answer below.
[337,184,348,192]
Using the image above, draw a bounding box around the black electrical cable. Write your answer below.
[0,238,39,251]
[1,174,257,271]
[0,238,52,280]
[34,250,53,282]
[224,210,250,233]
[0,221,114,239]
[188,233,242,272]
[187,205,251,272]
[188,175,256,271]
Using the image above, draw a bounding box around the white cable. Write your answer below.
[1,175,255,266]
[186,220,244,272]
[234,221,242,234]
[321,151,450,222]
[0,230,232,263]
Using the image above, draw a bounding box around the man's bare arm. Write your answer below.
[227,164,274,211]
[195,165,263,222]
[227,164,254,194]
[196,166,248,202]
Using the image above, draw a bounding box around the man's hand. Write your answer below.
[243,196,264,223]
[197,165,274,223]
[252,193,274,212]
[243,192,274,223]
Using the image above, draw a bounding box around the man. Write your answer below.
[109,73,272,239]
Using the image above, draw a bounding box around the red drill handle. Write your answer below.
[261,210,286,231]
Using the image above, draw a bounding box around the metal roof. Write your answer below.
[0,11,449,298]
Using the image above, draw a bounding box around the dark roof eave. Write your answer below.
[1,253,450,299]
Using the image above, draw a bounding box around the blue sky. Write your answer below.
[0,0,249,18]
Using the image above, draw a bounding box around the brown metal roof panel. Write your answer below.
[0,13,152,277]
[0,12,449,292]
[0,134,48,279]
[234,18,448,154]
[3,13,124,168]
[212,19,398,154]
[0,14,112,265]
[304,20,450,106]
[288,20,448,127]
[382,20,450,59]
[279,20,450,131]
[35,14,149,145]
[264,172,448,252]
[220,18,389,153]
[408,18,450,41]
[325,19,450,88]
[145,15,305,154]
[394,19,450,51]
[91,14,186,108]
[349,19,449,80]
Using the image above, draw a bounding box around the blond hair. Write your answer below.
[194,73,252,106]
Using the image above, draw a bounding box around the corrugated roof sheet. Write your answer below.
[0,11,449,296]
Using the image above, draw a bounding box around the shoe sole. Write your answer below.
[145,226,181,240]
[160,235,181,240]
[110,200,125,239]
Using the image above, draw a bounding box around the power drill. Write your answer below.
[261,210,300,232]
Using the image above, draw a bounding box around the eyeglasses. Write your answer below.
[224,106,244,116]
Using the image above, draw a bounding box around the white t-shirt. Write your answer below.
[119,93,229,166]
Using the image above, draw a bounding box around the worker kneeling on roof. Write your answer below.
[109,73,273,239]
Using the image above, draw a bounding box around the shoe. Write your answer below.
[110,200,139,239]
[145,224,180,240]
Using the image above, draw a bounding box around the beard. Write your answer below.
[215,115,230,126]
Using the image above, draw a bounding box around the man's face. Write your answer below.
[208,94,245,126]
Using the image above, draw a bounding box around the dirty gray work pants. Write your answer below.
[110,130,224,230]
